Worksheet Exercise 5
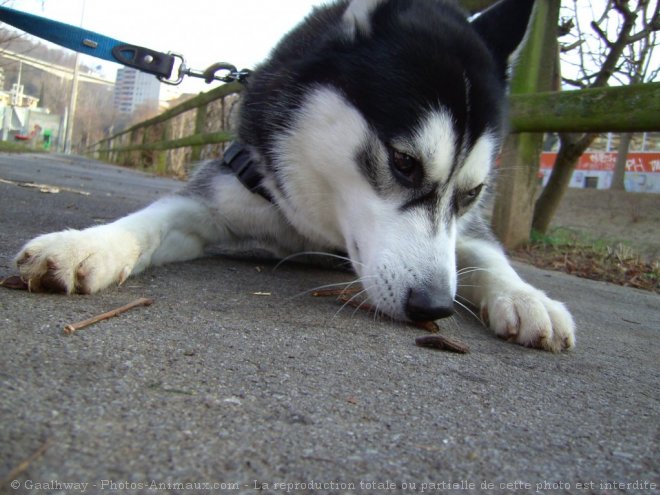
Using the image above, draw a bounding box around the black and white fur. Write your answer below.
[15,0,575,351]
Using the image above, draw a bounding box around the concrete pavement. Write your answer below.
[0,153,658,494]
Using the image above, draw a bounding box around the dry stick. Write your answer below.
[415,335,470,354]
[0,438,52,486]
[413,320,442,333]
[63,298,154,335]
[312,287,362,297]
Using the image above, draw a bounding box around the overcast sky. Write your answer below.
[8,0,329,92]
[5,1,656,93]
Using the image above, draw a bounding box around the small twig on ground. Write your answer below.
[0,177,90,195]
[412,320,441,333]
[63,298,154,335]
[415,335,470,354]
[312,287,362,297]
[0,438,52,485]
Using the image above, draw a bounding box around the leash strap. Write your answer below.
[0,6,251,85]
[0,6,175,79]
[222,142,274,204]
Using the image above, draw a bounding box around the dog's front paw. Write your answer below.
[482,284,575,352]
[15,227,139,294]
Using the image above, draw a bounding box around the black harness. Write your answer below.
[221,142,275,204]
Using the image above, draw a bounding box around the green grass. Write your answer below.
[522,227,659,292]
[0,141,47,153]
[531,227,634,258]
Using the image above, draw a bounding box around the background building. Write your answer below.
[113,66,183,119]
[113,67,162,115]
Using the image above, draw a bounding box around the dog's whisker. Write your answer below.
[274,251,364,271]
[354,297,382,320]
[372,301,387,323]
[457,268,481,276]
[356,289,390,324]
[371,298,380,321]
[334,294,362,319]
[457,266,492,277]
[333,285,375,319]
[346,289,373,317]
[454,296,484,325]
[352,284,385,321]
[457,265,479,273]
[289,279,361,301]
[443,315,460,332]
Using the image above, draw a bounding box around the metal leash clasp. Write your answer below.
[159,53,251,86]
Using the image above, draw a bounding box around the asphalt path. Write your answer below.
[0,153,658,494]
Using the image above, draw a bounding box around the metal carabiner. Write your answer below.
[158,54,251,86]
[201,62,241,83]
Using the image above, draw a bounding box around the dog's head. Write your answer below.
[243,0,535,321]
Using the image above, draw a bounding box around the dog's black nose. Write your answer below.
[406,288,455,321]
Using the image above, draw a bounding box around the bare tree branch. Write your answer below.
[590,20,613,47]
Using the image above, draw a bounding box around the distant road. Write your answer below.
[0,49,114,86]
[0,152,179,202]
[0,152,179,243]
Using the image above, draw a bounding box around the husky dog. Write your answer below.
[15,0,575,351]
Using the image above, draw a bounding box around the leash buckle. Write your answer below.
[111,44,176,79]
[158,53,187,85]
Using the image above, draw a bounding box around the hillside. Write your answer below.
[0,28,115,148]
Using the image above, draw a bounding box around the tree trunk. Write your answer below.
[491,133,542,247]
[531,132,597,233]
[490,0,560,249]
[611,132,632,191]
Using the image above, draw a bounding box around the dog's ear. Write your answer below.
[343,0,387,38]
[471,0,536,76]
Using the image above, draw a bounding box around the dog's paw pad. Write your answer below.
[15,235,80,293]
[14,229,137,295]
[74,263,95,294]
[16,251,33,266]
[484,286,575,352]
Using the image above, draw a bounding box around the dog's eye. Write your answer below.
[389,148,423,188]
[456,184,484,211]
[466,184,483,200]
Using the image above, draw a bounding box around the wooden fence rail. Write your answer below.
[88,82,660,177]
[509,82,660,134]
[88,81,243,177]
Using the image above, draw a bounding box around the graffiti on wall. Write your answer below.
[539,152,660,193]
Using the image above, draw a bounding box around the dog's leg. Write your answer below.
[456,238,576,352]
[15,194,226,294]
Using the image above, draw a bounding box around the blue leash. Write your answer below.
[0,6,250,85]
